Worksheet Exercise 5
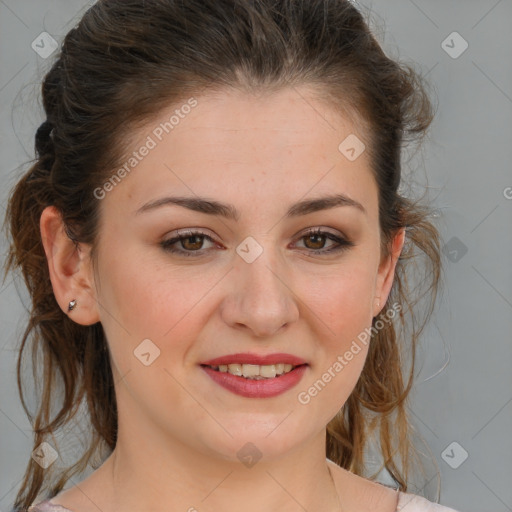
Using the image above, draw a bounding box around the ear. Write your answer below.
[40,205,100,326]
[372,227,405,318]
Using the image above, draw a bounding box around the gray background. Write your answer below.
[1,1,511,511]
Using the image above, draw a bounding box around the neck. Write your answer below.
[95,422,343,512]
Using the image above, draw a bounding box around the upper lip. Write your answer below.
[200,353,308,366]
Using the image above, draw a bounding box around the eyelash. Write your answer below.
[160,228,355,257]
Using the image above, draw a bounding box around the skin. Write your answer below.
[40,85,404,512]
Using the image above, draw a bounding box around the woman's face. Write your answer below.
[89,86,402,463]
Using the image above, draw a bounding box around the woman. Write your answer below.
[5,1,459,511]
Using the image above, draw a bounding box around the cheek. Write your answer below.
[96,239,207,332]
[295,261,375,404]
[94,245,225,374]
[302,262,376,340]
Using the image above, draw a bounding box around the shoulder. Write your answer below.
[28,500,75,512]
[326,459,461,512]
[397,492,461,512]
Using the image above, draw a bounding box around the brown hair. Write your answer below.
[4,0,441,509]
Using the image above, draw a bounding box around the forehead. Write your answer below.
[106,86,378,220]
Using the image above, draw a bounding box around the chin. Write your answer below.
[196,427,306,466]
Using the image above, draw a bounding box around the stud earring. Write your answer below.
[68,299,77,312]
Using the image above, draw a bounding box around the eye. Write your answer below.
[293,228,354,254]
[160,229,217,257]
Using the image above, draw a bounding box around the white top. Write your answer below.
[397,491,460,511]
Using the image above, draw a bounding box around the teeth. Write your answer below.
[259,365,277,378]
[242,364,260,378]
[227,363,242,376]
[211,363,298,379]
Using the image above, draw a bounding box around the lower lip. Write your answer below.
[200,365,308,398]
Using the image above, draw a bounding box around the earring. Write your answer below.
[68,299,77,312]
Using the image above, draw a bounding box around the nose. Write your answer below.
[219,241,300,338]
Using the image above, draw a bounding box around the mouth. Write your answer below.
[199,353,309,397]
[200,363,307,380]
[199,355,309,398]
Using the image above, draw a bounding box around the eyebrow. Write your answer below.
[135,193,366,220]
